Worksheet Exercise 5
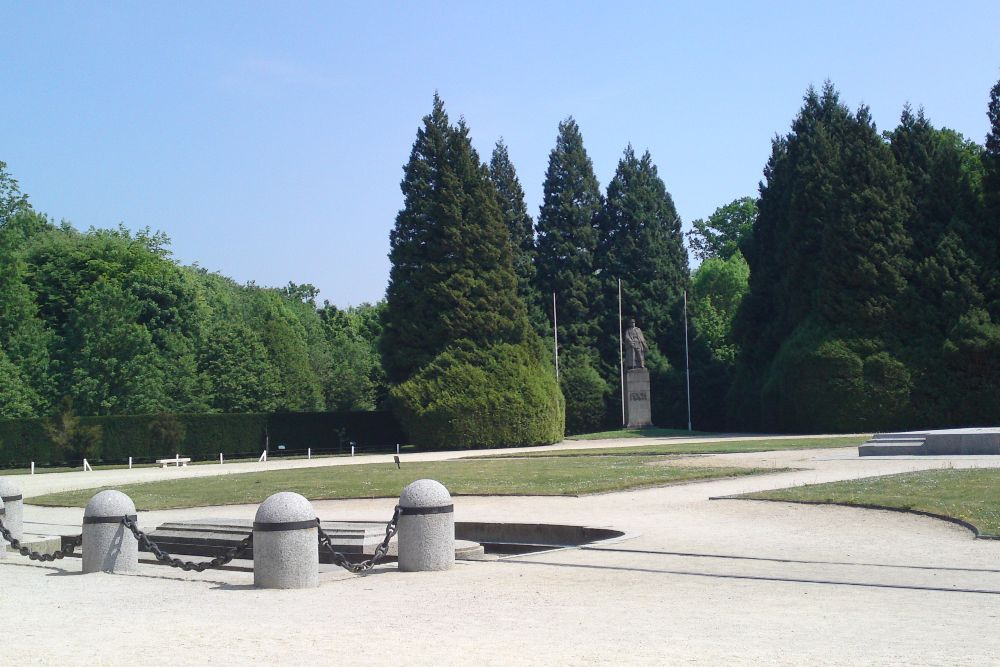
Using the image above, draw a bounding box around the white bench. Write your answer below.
[157,457,191,468]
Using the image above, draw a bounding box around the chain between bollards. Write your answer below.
[121,516,253,572]
[0,516,82,562]
[317,505,400,574]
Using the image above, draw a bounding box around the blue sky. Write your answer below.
[2,1,998,307]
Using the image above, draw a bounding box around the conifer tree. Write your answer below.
[534,117,603,357]
[381,95,528,383]
[732,83,914,431]
[983,78,1000,316]
[597,146,688,356]
[489,139,546,334]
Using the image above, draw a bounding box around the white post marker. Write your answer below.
[351,444,355,457]
[83,458,92,472]
[307,447,311,460]
[128,456,133,470]
[30,462,34,475]
[82,490,138,574]
[396,443,400,455]
[258,450,267,463]
[219,453,224,464]
[397,479,455,572]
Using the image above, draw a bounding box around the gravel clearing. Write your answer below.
[3,438,1000,665]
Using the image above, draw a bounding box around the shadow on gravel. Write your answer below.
[581,546,1000,573]
[502,559,1000,595]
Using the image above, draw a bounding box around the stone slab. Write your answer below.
[859,427,1000,456]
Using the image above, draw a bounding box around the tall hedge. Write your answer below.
[0,411,404,467]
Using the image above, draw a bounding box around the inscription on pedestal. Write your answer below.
[625,368,652,428]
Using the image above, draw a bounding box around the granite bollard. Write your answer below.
[398,479,454,572]
[253,492,319,589]
[82,490,139,574]
[0,477,24,542]
[0,497,7,559]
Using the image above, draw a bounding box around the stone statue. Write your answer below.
[624,318,648,369]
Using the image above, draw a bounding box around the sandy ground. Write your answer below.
[3,437,1000,665]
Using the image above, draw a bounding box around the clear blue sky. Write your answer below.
[3,2,998,307]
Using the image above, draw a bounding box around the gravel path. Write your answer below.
[3,439,1000,665]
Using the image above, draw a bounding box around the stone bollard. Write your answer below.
[82,490,139,574]
[397,479,455,572]
[0,477,24,543]
[253,492,319,589]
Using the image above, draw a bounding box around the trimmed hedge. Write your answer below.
[0,411,404,467]
[390,341,564,449]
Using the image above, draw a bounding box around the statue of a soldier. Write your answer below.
[624,318,648,369]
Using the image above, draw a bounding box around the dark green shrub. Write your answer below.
[560,359,607,435]
[389,341,564,449]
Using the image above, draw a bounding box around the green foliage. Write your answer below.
[596,145,689,371]
[0,411,404,467]
[489,139,546,335]
[390,341,564,449]
[690,251,749,362]
[559,356,608,435]
[733,83,913,431]
[382,96,529,383]
[0,350,39,418]
[535,117,603,355]
[45,399,103,464]
[687,196,757,261]
[148,412,187,453]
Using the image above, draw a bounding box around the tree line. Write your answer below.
[2,76,998,444]
[0,189,386,422]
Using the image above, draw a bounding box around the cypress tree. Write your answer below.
[595,146,689,424]
[381,95,528,383]
[534,117,603,357]
[383,96,562,447]
[732,83,914,431]
[983,78,1000,317]
[489,139,546,335]
[597,146,688,355]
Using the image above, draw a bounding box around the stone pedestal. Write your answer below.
[625,368,652,428]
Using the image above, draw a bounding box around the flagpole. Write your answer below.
[684,289,692,432]
[618,278,625,426]
[552,291,559,381]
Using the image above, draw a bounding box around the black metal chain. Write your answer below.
[0,517,83,562]
[318,505,400,574]
[121,516,253,572]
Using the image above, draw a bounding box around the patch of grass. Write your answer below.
[26,456,785,510]
[569,427,714,440]
[740,468,1000,538]
[476,436,868,458]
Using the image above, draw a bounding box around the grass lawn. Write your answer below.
[740,468,1000,538]
[476,436,868,458]
[26,456,784,510]
[569,427,714,440]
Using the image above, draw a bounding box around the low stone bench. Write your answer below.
[157,457,191,468]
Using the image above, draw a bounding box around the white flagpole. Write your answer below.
[684,289,692,431]
[552,291,559,381]
[619,278,625,426]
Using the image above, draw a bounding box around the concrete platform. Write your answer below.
[859,427,1000,456]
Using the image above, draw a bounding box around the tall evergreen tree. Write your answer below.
[732,83,913,431]
[597,146,688,356]
[594,146,689,424]
[983,78,1000,316]
[489,139,546,335]
[381,95,528,383]
[534,117,603,357]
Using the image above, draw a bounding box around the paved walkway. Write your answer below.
[3,438,1000,665]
